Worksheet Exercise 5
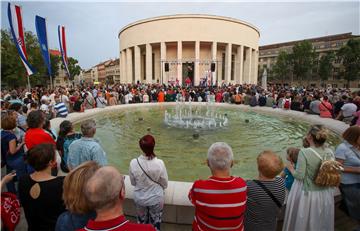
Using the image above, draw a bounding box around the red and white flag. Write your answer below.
[7,2,35,76]
[58,25,70,78]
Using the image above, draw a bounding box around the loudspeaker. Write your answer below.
[211,63,216,72]
[164,63,169,72]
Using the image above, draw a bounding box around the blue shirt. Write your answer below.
[284,167,294,190]
[335,141,360,184]
[55,211,96,231]
[54,102,68,117]
[67,137,107,169]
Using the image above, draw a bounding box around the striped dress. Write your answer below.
[244,177,285,231]
[189,176,247,231]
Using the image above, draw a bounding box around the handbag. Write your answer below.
[1,192,21,231]
[310,148,343,187]
[136,158,164,189]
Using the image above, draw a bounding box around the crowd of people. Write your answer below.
[1,83,360,125]
[1,83,360,231]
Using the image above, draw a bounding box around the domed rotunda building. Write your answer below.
[118,14,260,85]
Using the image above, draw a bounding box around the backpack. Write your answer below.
[284,99,290,109]
[310,148,343,187]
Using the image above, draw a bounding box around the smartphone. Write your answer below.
[11,170,16,174]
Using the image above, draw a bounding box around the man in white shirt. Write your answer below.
[337,97,357,124]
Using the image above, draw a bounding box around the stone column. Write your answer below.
[134,46,141,84]
[177,41,182,84]
[160,42,167,84]
[126,48,133,83]
[243,47,252,84]
[211,42,217,85]
[252,50,259,84]
[194,41,200,85]
[225,43,232,84]
[237,45,244,84]
[120,50,126,83]
[146,43,152,83]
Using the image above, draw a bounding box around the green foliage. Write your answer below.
[67,57,81,80]
[272,50,292,82]
[1,29,27,87]
[318,52,335,81]
[1,29,81,88]
[292,40,316,81]
[337,39,360,84]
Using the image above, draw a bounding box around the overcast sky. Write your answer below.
[1,1,359,69]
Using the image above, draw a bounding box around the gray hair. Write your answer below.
[85,166,123,211]
[81,119,96,136]
[207,142,234,170]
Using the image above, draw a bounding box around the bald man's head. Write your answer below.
[85,166,124,211]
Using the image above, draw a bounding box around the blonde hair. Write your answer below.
[257,150,284,178]
[308,125,329,146]
[63,161,100,214]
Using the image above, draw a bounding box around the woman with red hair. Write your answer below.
[129,135,168,231]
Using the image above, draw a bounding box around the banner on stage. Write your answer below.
[58,25,70,78]
[35,15,52,77]
[7,2,35,76]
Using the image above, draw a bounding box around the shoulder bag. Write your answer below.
[253,180,282,208]
[136,158,164,189]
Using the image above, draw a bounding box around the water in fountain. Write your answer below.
[164,97,228,130]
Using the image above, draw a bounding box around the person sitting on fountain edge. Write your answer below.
[189,142,247,231]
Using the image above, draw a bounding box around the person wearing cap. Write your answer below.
[129,135,168,231]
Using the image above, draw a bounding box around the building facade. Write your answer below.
[105,58,120,83]
[259,33,360,88]
[50,49,70,87]
[118,14,260,85]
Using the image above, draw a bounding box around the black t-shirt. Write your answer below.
[19,175,66,231]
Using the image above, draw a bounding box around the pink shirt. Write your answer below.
[319,101,333,118]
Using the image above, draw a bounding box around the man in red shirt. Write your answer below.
[189,142,247,231]
[78,166,155,231]
[24,110,55,150]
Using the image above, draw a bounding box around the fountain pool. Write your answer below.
[74,104,342,182]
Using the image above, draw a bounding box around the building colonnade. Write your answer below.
[119,41,258,85]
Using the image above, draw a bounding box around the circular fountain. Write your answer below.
[50,102,348,224]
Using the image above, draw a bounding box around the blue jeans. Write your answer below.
[340,183,360,221]
[6,154,27,194]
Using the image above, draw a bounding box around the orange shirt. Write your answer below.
[158,92,165,102]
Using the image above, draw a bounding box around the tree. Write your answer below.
[67,57,81,80]
[337,39,360,86]
[2,28,83,88]
[318,52,335,83]
[272,51,292,84]
[292,40,316,84]
[1,29,61,88]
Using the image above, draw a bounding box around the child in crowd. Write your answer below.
[244,150,285,231]
[281,147,300,191]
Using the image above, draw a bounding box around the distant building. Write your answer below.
[83,69,92,83]
[259,33,360,88]
[50,49,69,87]
[105,58,120,83]
[118,14,260,85]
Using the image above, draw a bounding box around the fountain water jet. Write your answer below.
[164,100,228,130]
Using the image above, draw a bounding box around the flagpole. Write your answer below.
[27,75,31,91]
